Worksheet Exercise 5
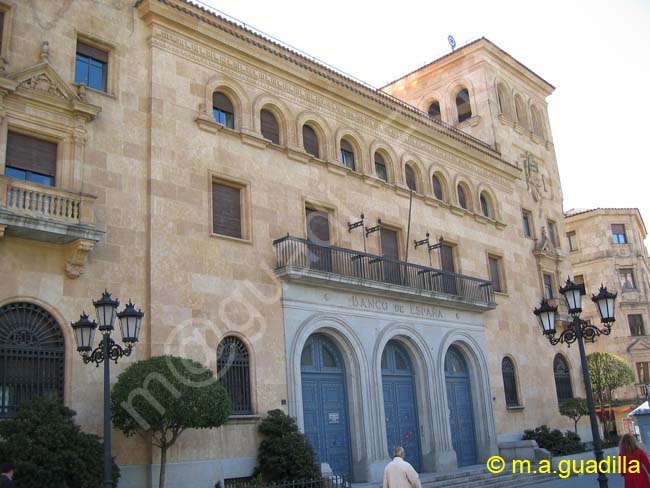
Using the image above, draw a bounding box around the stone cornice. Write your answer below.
[136,0,522,187]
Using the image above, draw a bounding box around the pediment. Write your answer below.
[628,338,650,352]
[6,61,100,120]
[12,62,79,102]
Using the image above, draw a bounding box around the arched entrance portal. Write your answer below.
[0,302,65,418]
[301,334,352,476]
[381,340,421,471]
[445,346,477,466]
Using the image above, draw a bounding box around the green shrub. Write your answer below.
[522,425,584,456]
[254,410,320,482]
[0,397,119,488]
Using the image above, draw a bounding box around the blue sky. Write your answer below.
[197,0,650,244]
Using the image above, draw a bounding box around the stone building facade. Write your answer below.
[0,0,590,486]
[564,208,650,401]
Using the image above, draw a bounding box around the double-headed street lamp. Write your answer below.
[534,278,617,488]
[71,291,144,488]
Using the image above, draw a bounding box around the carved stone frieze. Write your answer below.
[18,73,69,100]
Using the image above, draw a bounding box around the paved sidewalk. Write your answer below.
[525,473,624,487]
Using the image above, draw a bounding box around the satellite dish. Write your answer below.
[448,35,456,51]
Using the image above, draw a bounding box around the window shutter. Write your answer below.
[260,109,280,145]
[6,131,57,177]
[76,41,108,63]
[212,182,242,238]
[441,244,455,273]
[489,257,502,292]
[340,139,353,153]
[213,92,234,114]
[380,229,399,260]
[302,125,319,158]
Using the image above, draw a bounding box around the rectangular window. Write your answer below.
[543,273,554,299]
[488,255,504,293]
[566,231,578,252]
[612,224,628,244]
[619,268,637,290]
[547,220,558,247]
[212,181,243,239]
[305,207,331,272]
[75,40,108,92]
[440,243,458,295]
[522,210,533,238]
[574,274,585,288]
[629,315,645,337]
[5,131,57,186]
[637,362,650,384]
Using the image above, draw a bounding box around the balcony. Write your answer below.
[273,236,496,312]
[0,176,104,278]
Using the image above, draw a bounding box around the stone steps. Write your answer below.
[352,464,554,488]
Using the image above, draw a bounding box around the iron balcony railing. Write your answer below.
[273,235,495,306]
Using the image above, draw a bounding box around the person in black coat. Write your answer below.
[0,463,14,487]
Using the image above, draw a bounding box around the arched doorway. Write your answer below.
[445,346,477,466]
[301,334,352,476]
[381,340,421,471]
[0,302,65,418]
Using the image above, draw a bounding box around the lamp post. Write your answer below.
[533,278,617,488]
[71,291,144,488]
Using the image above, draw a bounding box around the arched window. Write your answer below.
[553,354,573,404]
[217,336,251,415]
[0,302,64,418]
[431,174,444,200]
[340,139,356,171]
[531,106,545,139]
[456,88,472,123]
[480,192,491,218]
[302,124,319,158]
[514,94,528,128]
[457,184,469,210]
[260,109,280,145]
[502,357,519,407]
[496,83,510,116]
[405,165,417,191]
[213,91,235,129]
[428,100,441,121]
[374,152,388,182]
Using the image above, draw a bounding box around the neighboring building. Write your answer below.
[564,208,650,401]
[0,0,586,486]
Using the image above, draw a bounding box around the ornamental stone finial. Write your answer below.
[40,41,50,63]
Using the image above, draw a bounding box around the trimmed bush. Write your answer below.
[522,425,584,456]
[0,397,119,488]
[254,409,320,482]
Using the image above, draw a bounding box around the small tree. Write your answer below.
[0,397,119,488]
[587,352,635,439]
[255,409,320,482]
[560,398,589,433]
[111,355,231,488]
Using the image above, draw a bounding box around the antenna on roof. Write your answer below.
[448,35,457,51]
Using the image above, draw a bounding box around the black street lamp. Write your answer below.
[71,291,144,488]
[533,278,617,488]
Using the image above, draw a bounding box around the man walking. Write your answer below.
[383,447,421,488]
[0,463,14,487]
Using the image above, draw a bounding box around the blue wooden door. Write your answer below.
[301,335,352,476]
[382,341,422,471]
[445,347,477,467]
